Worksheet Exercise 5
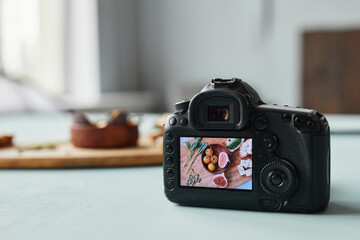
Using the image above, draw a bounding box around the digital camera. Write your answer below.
[163,78,330,213]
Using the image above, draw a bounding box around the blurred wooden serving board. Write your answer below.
[0,138,163,169]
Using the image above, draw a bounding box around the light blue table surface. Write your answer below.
[0,113,359,240]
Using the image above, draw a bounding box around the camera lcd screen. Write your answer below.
[180,137,253,190]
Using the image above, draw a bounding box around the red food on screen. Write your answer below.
[212,173,228,188]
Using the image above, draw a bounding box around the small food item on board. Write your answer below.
[208,162,216,171]
[210,155,218,164]
[218,152,230,168]
[212,173,228,188]
[149,113,169,147]
[0,135,13,148]
[182,140,198,167]
[72,112,91,125]
[156,113,168,128]
[186,142,208,174]
[108,110,128,125]
[154,136,163,149]
[240,139,252,158]
[237,159,253,177]
[203,155,211,164]
[186,168,202,186]
[205,147,213,156]
[226,138,243,152]
[16,142,58,153]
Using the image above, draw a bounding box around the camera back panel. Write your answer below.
[163,79,330,213]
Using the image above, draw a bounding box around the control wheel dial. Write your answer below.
[259,160,297,197]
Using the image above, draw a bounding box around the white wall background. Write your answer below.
[92,0,360,111]
[2,0,360,112]
[133,0,360,110]
[137,0,265,110]
[98,0,139,92]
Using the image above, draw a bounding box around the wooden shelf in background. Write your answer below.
[303,29,360,114]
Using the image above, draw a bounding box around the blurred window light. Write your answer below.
[0,0,157,112]
[0,0,65,96]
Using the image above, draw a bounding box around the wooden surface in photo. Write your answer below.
[0,138,162,169]
[180,138,251,189]
[303,30,360,113]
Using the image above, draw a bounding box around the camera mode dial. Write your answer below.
[211,78,238,85]
[259,160,297,197]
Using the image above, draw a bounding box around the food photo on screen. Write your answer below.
[180,137,253,190]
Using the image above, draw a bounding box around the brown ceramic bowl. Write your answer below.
[0,135,13,148]
[71,123,138,148]
[202,144,230,174]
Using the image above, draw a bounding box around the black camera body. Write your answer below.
[163,78,330,213]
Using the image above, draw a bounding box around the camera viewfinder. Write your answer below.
[209,106,229,121]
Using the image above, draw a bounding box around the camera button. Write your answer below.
[165,145,174,154]
[261,135,277,151]
[282,113,291,122]
[180,117,188,126]
[166,169,175,178]
[254,117,267,130]
[294,116,304,126]
[270,173,283,186]
[169,117,177,126]
[166,157,174,166]
[167,181,175,191]
[306,120,315,129]
[166,132,174,142]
